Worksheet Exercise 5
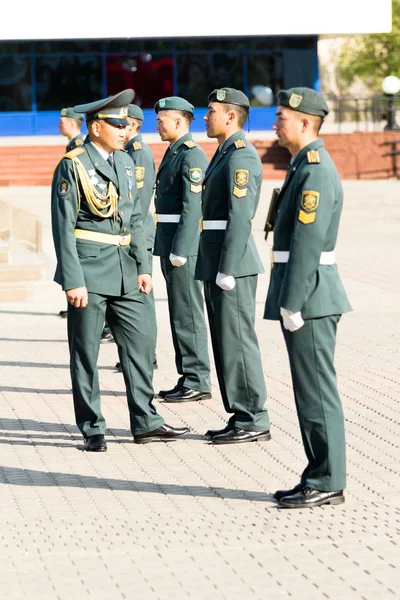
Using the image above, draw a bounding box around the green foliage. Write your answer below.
[338,0,400,91]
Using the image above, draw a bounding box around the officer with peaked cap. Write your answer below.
[153,96,211,402]
[51,89,190,450]
[264,87,352,508]
[195,87,270,443]
[113,103,158,372]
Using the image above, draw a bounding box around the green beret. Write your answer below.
[74,89,135,126]
[207,88,249,109]
[154,96,194,114]
[278,87,329,117]
[127,104,144,121]
[60,107,84,120]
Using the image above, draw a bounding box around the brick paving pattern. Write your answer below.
[0,180,399,599]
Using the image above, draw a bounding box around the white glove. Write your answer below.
[169,253,187,267]
[280,307,304,332]
[216,272,236,291]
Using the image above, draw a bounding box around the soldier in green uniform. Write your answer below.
[51,89,190,451]
[58,107,86,317]
[59,107,85,152]
[113,104,158,371]
[264,87,352,508]
[195,88,270,444]
[154,96,211,403]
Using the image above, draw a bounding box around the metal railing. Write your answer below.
[326,95,400,133]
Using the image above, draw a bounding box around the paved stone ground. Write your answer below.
[0,180,399,600]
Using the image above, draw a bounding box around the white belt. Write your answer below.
[155,214,181,223]
[201,220,227,230]
[273,250,336,265]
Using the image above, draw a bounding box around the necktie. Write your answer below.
[107,154,115,171]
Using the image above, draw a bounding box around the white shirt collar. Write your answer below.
[90,141,112,162]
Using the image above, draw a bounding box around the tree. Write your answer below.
[338,0,400,91]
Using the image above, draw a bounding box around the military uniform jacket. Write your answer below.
[195,130,264,281]
[65,133,85,152]
[125,134,156,250]
[264,139,352,320]
[51,138,149,296]
[153,132,208,258]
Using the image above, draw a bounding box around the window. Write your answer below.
[106,54,174,108]
[177,52,243,107]
[36,55,102,110]
[0,57,31,111]
[247,53,283,106]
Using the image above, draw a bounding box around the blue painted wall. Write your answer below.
[0,106,277,136]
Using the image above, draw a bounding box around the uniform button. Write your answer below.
[123,227,127,232]
[203,185,206,190]
[120,211,124,216]
[157,179,160,184]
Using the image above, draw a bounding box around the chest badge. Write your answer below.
[125,166,133,177]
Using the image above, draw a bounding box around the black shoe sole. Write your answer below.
[279,495,345,508]
[134,433,188,444]
[83,446,107,452]
[163,392,212,403]
[211,432,271,445]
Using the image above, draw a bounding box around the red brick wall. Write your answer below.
[1,132,399,186]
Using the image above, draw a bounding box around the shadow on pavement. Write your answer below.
[0,465,275,503]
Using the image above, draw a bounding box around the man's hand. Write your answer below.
[65,287,88,308]
[138,274,152,295]
[216,272,236,291]
[280,307,304,332]
[169,253,187,267]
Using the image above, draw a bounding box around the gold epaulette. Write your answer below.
[234,139,246,149]
[307,150,320,164]
[64,147,85,159]
[133,141,142,151]
[184,140,197,148]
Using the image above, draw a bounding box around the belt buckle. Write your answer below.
[199,218,203,232]
[270,248,274,268]
[154,213,158,225]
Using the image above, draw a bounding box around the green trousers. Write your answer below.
[282,315,346,491]
[160,255,211,392]
[204,276,270,431]
[146,249,157,363]
[67,289,164,438]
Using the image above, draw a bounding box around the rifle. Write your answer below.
[264,187,281,241]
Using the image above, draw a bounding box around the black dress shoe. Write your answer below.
[100,331,114,344]
[158,383,182,399]
[210,427,271,444]
[59,310,68,318]
[273,483,304,502]
[134,423,190,444]
[153,360,158,370]
[163,386,212,403]
[204,424,234,440]
[279,487,345,508]
[84,434,107,452]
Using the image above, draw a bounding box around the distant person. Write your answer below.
[153,96,211,403]
[58,107,85,318]
[114,103,158,371]
[264,88,352,508]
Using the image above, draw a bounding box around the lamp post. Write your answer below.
[382,76,400,130]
